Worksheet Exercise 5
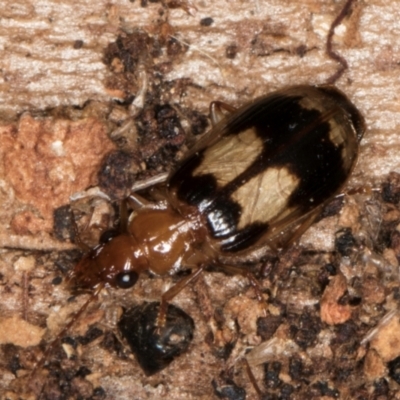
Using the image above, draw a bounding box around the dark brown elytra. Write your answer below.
[29,0,363,397]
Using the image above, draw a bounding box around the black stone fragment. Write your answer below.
[77,326,103,346]
[310,381,339,398]
[335,228,356,256]
[212,379,246,400]
[200,17,214,26]
[98,150,140,200]
[263,361,282,389]
[388,356,400,384]
[53,205,75,242]
[382,172,400,204]
[118,302,194,375]
[373,378,389,397]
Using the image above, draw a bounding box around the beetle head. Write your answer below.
[68,232,149,290]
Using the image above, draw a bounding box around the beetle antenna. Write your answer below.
[119,198,129,232]
[243,358,263,397]
[326,0,357,84]
[69,207,92,252]
[30,283,105,396]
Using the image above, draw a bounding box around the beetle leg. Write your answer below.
[118,194,150,233]
[130,172,169,192]
[70,208,92,251]
[157,265,206,327]
[210,101,237,125]
[257,206,323,252]
[215,264,267,312]
[243,358,263,397]
[118,198,130,232]
[126,193,151,209]
[274,208,322,249]
[30,283,104,394]
[346,186,380,196]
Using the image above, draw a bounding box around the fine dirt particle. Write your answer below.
[0,316,45,347]
[320,274,353,325]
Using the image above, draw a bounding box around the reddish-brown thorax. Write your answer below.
[69,205,206,290]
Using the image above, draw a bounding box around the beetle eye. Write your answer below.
[115,271,139,289]
[99,229,120,244]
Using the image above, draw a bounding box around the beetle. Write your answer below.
[30,84,365,395]
[70,84,365,316]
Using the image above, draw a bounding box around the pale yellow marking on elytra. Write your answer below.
[328,118,358,172]
[232,167,300,229]
[299,95,322,111]
[193,128,263,185]
[328,120,346,148]
[300,93,356,170]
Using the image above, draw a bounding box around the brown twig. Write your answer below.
[326,0,357,84]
